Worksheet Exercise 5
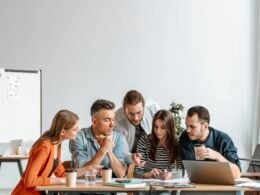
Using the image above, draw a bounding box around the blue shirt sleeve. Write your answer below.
[69,129,92,168]
[113,132,129,165]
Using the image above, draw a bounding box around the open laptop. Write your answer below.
[0,139,23,157]
[182,160,235,185]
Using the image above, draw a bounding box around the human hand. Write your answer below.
[194,144,206,160]
[98,136,114,153]
[96,168,103,177]
[159,169,172,180]
[199,147,219,160]
[149,168,163,178]
[132,153,146,167]
[96,134,108,145]
[50,177,66,185]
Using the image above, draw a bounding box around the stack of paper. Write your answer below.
[235,181,260,188]
[104,180,147,188]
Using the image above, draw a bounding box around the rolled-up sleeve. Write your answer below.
[113,132,129,165]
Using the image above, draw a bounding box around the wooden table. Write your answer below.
[36,182,150,194]
[242,172,260,179]
[0,155,28,176]
[151,184,241,191]
[37,182,260,195]
[151,183,260,195]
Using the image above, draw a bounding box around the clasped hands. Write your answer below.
[96,134,114,153]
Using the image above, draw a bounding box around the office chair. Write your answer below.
[240,144,260,172]
[240,146,260,195]
[126,163,135,195]
[62,160,72,169]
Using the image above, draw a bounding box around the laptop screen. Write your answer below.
[1,139,23,156]
[182,160,235,185]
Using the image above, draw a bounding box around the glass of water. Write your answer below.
[85,169,97,185]
[171,167,183,179]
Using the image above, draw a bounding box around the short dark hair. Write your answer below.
[90,99,115,116]
[187,106,210,124]
[123,90,145,108]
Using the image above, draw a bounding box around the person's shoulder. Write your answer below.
[76,127,91,135]
[79,127,90,133]
[113,130,122,136]
[36,139,51,146]
[32,139,52,153]
[145,99,160,109]
[112,131,128,144]
[114,108,131,132]
[210,127,230,138]
[73,127,92,140]
[144,99,160,116]
[178,131,190,144]
[115,107,128,124]
[137,134,150,145]
[210,127,234,144]
[140,134,151,142]
[115,107,124,118]
[115,106,124,114]
[179,131,188,140]
[112,131,126,139]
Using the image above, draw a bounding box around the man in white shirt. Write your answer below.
[114,90,160,153]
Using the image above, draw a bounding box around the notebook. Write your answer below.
[0,139,23,157]
[182,160,235,185]
[104,179,147,188]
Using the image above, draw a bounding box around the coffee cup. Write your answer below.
[194,143,205,160]
[101,167,112,183]
[65,169,77,187]
[16,145,22,155]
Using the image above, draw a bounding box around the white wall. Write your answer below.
[0,0,256,189]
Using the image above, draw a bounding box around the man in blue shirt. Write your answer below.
[179,106,241,179]
[69,99,128,178]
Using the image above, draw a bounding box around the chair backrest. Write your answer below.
[126,163,135,195]
[127,163,135,179]
[248,144,260,172]
[62,160,72,169]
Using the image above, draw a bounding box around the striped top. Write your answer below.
[134,134,183,178]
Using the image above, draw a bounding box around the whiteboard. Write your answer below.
[0,68,42,142]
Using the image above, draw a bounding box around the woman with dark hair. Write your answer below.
[134,109,182,180]
[12,110,94,195]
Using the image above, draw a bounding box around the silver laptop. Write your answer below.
[182,160,235,185]
[0,139,23,156]
[0,143,8,156]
